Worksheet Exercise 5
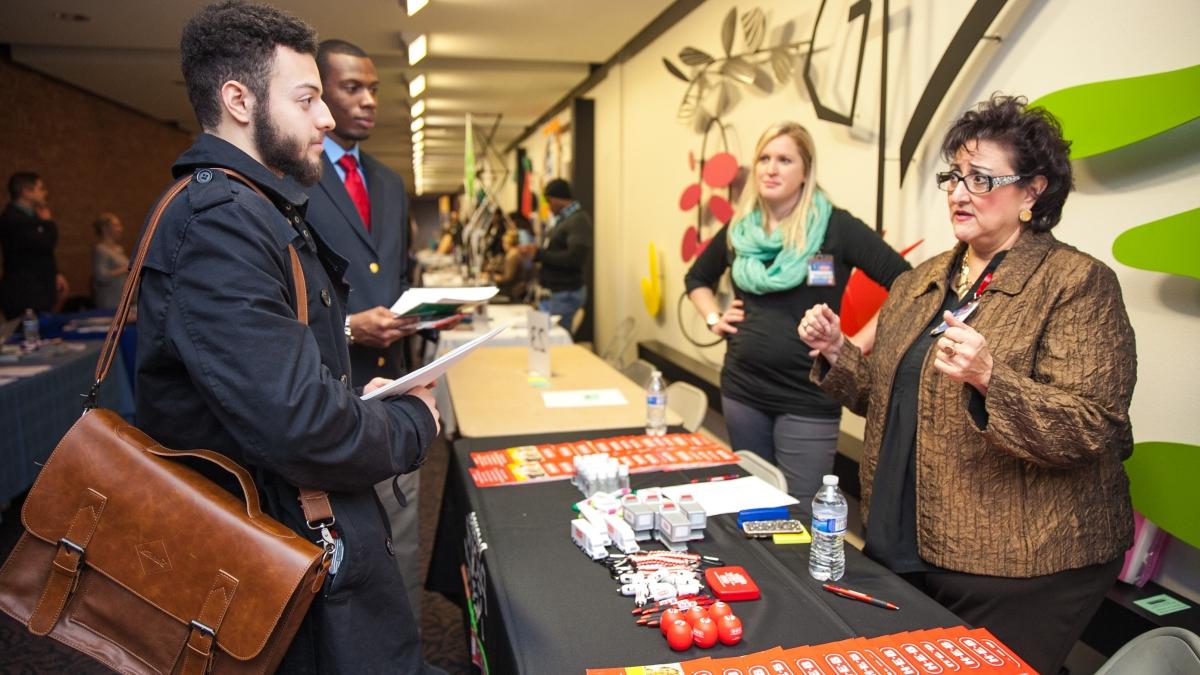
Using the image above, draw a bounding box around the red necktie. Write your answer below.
[337,154,371,232]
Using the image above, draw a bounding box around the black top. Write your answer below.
[0,202,58,317]
[865,252,1004,574]
[684,208,910,417]
[535,203,592,291]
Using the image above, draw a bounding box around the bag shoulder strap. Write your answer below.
[92,167,332,526]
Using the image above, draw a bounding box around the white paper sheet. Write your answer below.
[388,286,498,317]
[660,476,799,516]
[540,388,628,408]
[361,322,510,401]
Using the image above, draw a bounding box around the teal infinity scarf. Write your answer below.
[730,189,832,294]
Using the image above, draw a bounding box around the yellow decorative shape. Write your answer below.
[640,242,662,316]
[369,262,380,274]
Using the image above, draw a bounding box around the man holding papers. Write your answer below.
[304,39,427,621]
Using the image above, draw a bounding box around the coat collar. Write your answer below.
[317,152,379,253]
[172,133,309,212]
[909,228,1057,299]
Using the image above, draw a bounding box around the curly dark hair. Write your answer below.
[180,0,318,131]
[940,94,1073,232]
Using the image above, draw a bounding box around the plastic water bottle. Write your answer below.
[21,308,39,349]
[645,370,667,436]
[809,474,847,581]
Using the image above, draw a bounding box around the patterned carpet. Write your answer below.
[0,435,472,674]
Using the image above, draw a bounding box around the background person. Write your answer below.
[91,212,129,310]
[488,229,530,302]
[519,177,592,333]
[304,38,429,621]
[685,121,909,501]
[800,95,1136,675]
[0,172,69,318]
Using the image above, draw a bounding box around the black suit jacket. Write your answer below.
[0,203,59,317]
[306,150,411,386]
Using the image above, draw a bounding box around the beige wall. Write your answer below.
[518,0,1200,451]
[0,58,193,311]
[514,0,1200,597]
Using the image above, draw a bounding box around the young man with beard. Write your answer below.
[135,2,443,671]
[304,40,425,619]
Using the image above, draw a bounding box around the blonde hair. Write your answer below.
[93,212,120,237]
[731,121,819,252]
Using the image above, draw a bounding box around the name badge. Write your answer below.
[807,255,835,286]
[930,300,980,335]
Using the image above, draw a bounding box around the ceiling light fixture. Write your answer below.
[412,129,425,143]
[407,34,428,66]
[406,0,430,17]
[409,74,426,98]
[410,99,425,119]
[410,117,425,132]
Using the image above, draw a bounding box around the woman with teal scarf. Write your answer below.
[685,121,910,501]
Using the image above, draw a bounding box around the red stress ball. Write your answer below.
[717,613,743,646]
[660,608,684,636]
[665,619,693,651]
[708,601,733,619]
[692,616,719,649]
[685,604,709,626]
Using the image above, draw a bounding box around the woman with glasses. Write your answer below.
[799,95,1135,674]
[685,121,909,502]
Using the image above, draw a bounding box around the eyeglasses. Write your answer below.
[936,171,1026,194]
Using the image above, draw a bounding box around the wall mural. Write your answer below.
[1030,63,1200,532]
[663,1,1020,341]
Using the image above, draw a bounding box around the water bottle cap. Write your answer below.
[822,475,839,486]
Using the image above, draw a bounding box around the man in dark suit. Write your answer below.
[305,39,425,619]
[0,172,69,319]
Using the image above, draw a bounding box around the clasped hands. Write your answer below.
[797,304,993,394]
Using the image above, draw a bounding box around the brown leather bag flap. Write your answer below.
[22,408,323,661]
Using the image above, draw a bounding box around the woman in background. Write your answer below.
[488,230,531,302]
[800,95,1135,673]
[685,121,909,501]
[91,212,128,310]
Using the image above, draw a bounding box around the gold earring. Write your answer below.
[1019,208,1033,223]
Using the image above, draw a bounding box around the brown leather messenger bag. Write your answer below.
[0,169,339,674]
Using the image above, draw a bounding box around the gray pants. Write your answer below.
[374,470,422,622]
[722,395,840,502]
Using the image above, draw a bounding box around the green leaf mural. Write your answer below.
[1124,442,1200,550]
[1112,208,1200,280]
[1031,64,1200,160]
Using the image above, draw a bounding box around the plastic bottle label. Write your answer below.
[647,394,666,405]
[812,516,846,535]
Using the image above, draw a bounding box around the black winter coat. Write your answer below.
[135,133,437,673]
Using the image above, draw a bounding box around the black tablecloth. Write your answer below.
[428,431,963,674]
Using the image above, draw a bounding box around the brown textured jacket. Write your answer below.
[813,230,1136,577]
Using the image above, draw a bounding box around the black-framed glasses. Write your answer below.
[936,171,1026,194]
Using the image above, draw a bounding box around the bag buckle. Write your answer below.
[81,380,101,411]
[188,619,217,673]
[56,537,87,592]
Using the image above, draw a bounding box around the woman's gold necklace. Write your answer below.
[954,249,971,299]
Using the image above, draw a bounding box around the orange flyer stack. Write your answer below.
[467,432,740,488]
[586,626,1035,675]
